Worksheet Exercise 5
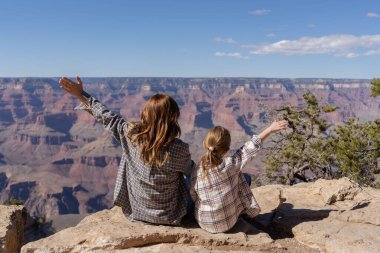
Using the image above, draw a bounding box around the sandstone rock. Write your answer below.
[253,185,286,214]
[292,219,380,253]
[19,178,380,253]
[309,177,361,205]
[0,205,26,253]
[252,184,286,227]
[253,178,380,253]
[21,207,276,253]
[113,244,266,253]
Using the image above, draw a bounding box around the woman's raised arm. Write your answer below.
[59,76,128,143]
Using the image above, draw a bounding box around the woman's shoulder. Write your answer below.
[170,138,190,150]
[172,137,188,145]
[164,138,191,163]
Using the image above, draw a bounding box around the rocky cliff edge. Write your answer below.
[15,178,380,253]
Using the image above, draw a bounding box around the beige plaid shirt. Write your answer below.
[75,91,194,225]
[190,135,262,233]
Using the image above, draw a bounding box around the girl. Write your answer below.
[190,121,288,233]
[59,76,194,225]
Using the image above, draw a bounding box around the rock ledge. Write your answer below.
[21,178,380,253]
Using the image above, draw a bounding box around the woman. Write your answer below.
[59,76,194,225]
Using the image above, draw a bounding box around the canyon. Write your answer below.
[0,77,379,218]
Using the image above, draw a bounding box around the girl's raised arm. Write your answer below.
[59,76,127,143]
[230,120,288,171]
[258,120,288,142]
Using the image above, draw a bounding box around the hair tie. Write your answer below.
[208,146,215,152]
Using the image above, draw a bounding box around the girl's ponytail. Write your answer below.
[200,126,231,177]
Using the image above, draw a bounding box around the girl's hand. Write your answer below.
[59,76,84,98]
[269,120,288,133]
[258,120,288,141]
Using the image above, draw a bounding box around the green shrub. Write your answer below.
[264,91,380,187]
[4,197,24,205]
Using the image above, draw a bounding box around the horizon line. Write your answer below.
[0,76,373,80]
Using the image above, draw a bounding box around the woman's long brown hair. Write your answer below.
[200,126,231,177]
[127,94,181,168]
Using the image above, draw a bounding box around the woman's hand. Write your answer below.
[269,120,288,133]
[59,76,84,98]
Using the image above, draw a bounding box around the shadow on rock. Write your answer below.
[251,203,337,239]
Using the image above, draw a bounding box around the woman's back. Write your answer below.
[59,76,195,226]
[116,134,193,224]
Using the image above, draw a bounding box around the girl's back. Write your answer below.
[191,122,288,233]
[191,133,262,233]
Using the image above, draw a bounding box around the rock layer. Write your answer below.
[1,77,379,218]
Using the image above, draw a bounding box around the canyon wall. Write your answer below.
[0,77,379,217]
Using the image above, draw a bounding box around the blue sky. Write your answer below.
[0,0,379,78]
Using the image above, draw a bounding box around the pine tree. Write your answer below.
[329,118,380,186]
[264,91,338,185]
[265,91,380,187]
[371,78,380,97]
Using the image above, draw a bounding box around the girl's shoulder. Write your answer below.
[216,156,237,173]
[194,157,232,177]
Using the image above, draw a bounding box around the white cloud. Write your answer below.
[214,37,238,44]
[215,52,248,59]
[247,34,380,58]
[308,24,317,28]
[364,49,380,56]
[266,33,276,37]
[367,12,380,18]
[249,9,271,16]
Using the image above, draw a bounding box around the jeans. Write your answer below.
[243,173,252,186]
[185,176,194,216]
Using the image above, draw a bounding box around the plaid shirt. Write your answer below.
[75,91,194,225]
[190,135,262,233]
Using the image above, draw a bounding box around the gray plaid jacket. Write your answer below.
[190,135,262,233]
[75,91,194,225]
